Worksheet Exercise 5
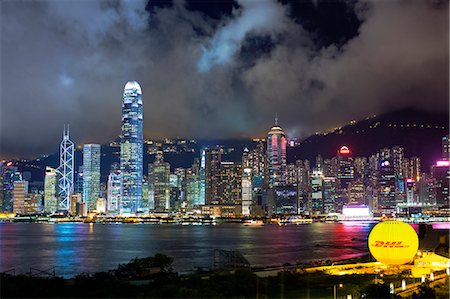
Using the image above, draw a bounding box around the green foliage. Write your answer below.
[362,283,392,299]
[115,254,174,279]
[1,259,443,299]
[412,283,437,299]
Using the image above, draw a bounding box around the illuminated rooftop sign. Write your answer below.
[339,146,350,155]
[436,160,450,167]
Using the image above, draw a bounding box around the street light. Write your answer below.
[334,284,343,299]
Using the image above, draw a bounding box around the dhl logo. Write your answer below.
[371,241,409,248]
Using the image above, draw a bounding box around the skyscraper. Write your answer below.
[267,118,287,188]
[57,125,74,211]
[82,144,101,212]
[148,152,171,211]
[442,135,449,159]
[205,147,222,204]
[378,159,397,215]
[199,149,206,205]
[323,177,336,214]
[44,167,58,213]
[336,146,354,212]
[216,162,242,205]
[120,81,143,215]
[107,169,121,213]
[432,160,450,206]
[13,180,28,215]
[310,170,323,214]
[1,163,17,212]
[242,168,252,216]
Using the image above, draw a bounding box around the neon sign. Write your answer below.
[339,146,350,155]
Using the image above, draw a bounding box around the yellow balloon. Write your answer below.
[368,221,419,265]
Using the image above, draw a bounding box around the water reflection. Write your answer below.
[0,223,374,277]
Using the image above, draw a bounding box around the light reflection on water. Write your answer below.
[0,223,373,277]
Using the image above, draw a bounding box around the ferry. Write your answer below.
[290,217,313,225]
[123,217,141,224]
[243,219,264,226]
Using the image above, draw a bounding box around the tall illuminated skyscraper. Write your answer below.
[82,144,101,212]
[13,180,28,215]
[44,167,58,213]
[199,149,206,205]
[267,117,287,188]
[120,81,143,215]
[205,147,221,204]
[242,167,252,216]
[57,125,74,211]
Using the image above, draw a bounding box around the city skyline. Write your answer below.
[1,0,448,159]
[1,77,448,216]
[1,1,449,298]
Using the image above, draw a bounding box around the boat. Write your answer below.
[243,219,264,226]
[123,217,141,224]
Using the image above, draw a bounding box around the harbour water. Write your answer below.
[0,222,374,277]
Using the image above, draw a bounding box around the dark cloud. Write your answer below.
[1,0,448,159]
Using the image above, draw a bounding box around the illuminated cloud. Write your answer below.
[0,0,448,158]
[59,73,74,87]
[197,0,288,73]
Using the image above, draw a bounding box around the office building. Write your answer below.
[82,144,101,212]
[406,179,417,204]
[443,135,449,159]
[44,167,58,213]
[432,160,450,206]
[267,118,287,188]
[242,167,252,216]
[216,162,242,205]
[148,152,171,211]
[336,146,354,212]
[120,81,143,215]
[205,147,222,204]
[57,126,74,211]
[311,171,323,214]
[13,180,28,214]
[107,169,121,212]
[378,159,397,214]
[248,140,266,188]
[349,179,365,205]
[1,164,18,212]
[323,177,336,214]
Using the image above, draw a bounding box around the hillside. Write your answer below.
[287,108,449,170]
[15,108,448,182]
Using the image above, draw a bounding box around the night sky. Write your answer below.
[1,0,448,159]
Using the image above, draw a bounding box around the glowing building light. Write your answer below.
[339,146,350,155]
[381,160,390,167]
[342,205,370,217]
[436,160,450,167]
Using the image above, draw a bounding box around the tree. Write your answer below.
[362,283,392,299]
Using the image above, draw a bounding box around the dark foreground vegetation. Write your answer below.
[1,254,447,298]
